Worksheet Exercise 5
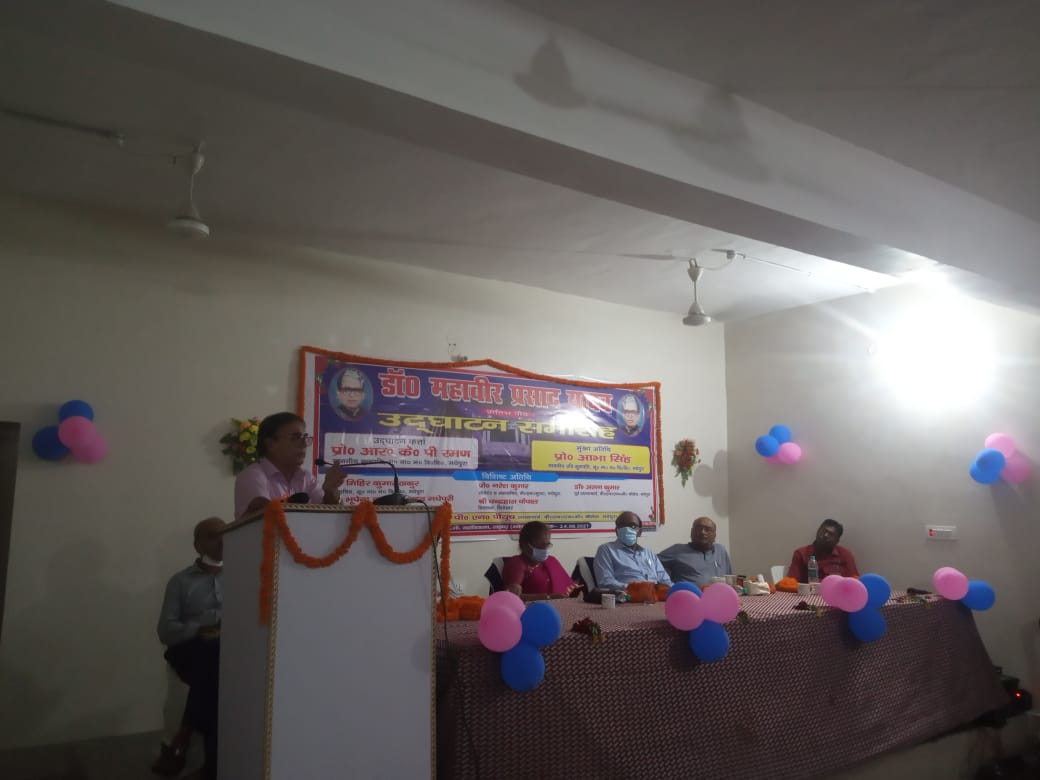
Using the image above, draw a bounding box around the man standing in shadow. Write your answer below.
[153,517,225,779]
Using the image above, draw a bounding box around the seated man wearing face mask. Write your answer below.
[593,511,672,595]
[153,517,225,780]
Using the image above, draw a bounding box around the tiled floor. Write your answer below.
[0,731,204,780]
[0,721,1032,779]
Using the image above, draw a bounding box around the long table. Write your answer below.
[436,592,1004,780]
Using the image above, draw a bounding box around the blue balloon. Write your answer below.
[859,573,891,609]
[976,448,1007,476]
[755,435,780,457]
[970,462,1000,485]
[848,608,886,642]
[32,426,69,461]
[667,582,703,598]
[961,580,996,611]
[500,642,545,691]
[768,425,792,444]
[689,620,730,662]
[58,400,94,422]
[520,602,562,647]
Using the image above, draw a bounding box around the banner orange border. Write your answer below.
[297,346,666,526]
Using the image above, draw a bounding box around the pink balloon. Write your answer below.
[483,590,524,620]
[933,568,969,600]
[1001,452,1030,484]
[701,583,740,624]
[58,416,96,449]
[477,605,522,652]
[984,433,1016,458]
[834,578,869,612]
[777,442,803,464]
[819,575,843,606]
[71,433,108,464]
[665,590,704,631]
[764,455,780,463]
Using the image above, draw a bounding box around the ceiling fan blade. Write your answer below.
[613,252,682,261]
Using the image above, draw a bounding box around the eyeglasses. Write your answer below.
[338,386,365,395]
[280,433,314,444]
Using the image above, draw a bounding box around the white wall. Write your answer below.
[0,194,728,748]
[726,284,1040,691]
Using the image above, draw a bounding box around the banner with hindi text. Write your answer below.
[299,348,664,538]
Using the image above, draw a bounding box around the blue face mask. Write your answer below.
[617,527,638,546]
[528,546,549,563]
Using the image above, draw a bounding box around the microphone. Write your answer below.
[315,458,413,506]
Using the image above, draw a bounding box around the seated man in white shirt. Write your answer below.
[153,517,225,779]
[593,511,672,595]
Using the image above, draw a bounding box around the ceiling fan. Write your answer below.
[683,259,712,327]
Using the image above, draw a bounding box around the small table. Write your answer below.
[437,592,1004,780]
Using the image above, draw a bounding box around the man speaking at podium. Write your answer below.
[234,412,346,519]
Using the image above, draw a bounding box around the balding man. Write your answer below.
[153,517,225,779]
[593,511,672,593]
[659,516,733,587]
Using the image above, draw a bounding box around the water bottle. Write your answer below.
[807,555,820,594]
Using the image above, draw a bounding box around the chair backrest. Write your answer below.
[571,556,598,602]
[770,564,786,584]
[484,557,506,594]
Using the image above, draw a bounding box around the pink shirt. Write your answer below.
[234,458,325,519]
[501,554,578,596]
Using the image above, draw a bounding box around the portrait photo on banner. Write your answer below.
[298,347,664,540]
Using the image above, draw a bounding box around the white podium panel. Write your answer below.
[220,506,435,780]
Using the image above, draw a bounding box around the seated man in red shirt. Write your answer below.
[788,518,859,581]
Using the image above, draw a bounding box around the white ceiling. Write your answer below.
[4,0,1035,324]
[507,0,1040,225]
[0,0,903,323]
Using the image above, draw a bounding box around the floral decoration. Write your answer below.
[571,617,605,643]
[671,438,701,487]
[219,417,260,474]
[259,499,454,624]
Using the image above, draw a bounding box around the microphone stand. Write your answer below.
[316,458,412,505]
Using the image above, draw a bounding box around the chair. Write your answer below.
[770,564,786,584]
[571,556,598,602]
[484,557,506,594]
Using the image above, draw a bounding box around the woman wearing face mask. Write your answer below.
[501,521,580,600]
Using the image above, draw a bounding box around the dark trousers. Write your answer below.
[165,637,220,778]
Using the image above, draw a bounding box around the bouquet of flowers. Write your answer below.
[219,417,260,474]
[671,438,701,487]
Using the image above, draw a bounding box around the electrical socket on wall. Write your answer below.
[925,525,958,541]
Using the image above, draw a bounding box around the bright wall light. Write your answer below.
[874,299,993,411]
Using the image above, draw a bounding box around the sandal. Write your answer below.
[151,741,187,776]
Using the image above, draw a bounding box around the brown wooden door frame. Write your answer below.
[0,421,20,645]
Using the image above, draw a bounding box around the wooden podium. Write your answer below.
[219,505,437,779]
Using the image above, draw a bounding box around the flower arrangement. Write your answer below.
[219,417,260,474]
[671,438,701,486]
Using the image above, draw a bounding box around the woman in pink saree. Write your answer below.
[502,521,581,600]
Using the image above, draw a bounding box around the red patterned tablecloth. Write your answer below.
[436,592,1004,780]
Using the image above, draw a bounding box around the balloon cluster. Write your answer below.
[664,582,739,662]
[969,433,1029,485]
[754,425,802,465]
[31,400,109,464]
[820,573,890,642]
[933,567,995,611]
[477,592,563,691]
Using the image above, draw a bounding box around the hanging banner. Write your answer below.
[299,348,663,538]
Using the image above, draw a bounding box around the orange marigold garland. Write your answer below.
[259,499,453,624]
